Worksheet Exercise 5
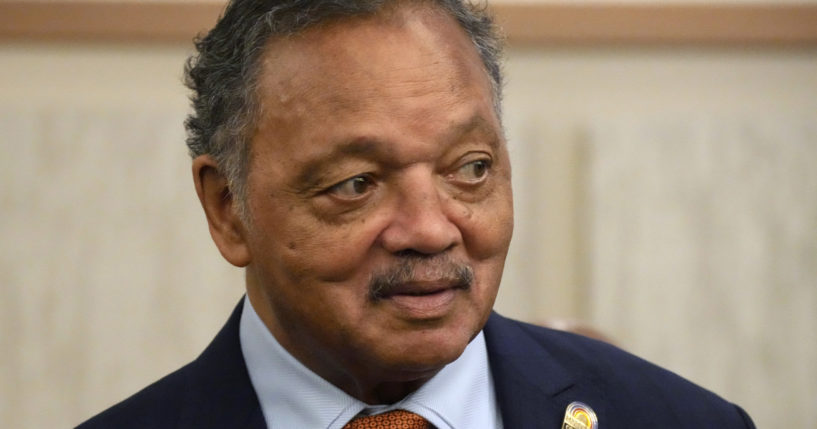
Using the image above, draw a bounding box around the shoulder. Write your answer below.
[76,363,191,429]
[484,313,755,428]
[76,300,263,429]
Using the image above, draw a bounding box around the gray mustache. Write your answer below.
[368,255,474,300]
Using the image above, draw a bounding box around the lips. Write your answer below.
[387,288,458,316]
[367,257,474,307]
[383,279,463,297]
[380,279,466,318]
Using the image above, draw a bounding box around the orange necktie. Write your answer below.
[343,409,431,429]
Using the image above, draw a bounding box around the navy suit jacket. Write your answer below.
[78,300,755,428]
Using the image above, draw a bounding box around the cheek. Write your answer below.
[458,182,514,261]
[270,211,389,283]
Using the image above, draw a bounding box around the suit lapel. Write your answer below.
[484,312,605,429]
[172,304,608,429]
[178,299,267,429]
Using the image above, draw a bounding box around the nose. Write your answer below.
[378,174,462,255]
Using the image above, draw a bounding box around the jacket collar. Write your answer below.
[178,299,266,429]
[484,312,602,429]
[179,303,599,429]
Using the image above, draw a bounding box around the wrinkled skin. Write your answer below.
[194,3,513,404]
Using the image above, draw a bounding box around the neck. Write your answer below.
[352,378,430,405]
[245,279,441,405]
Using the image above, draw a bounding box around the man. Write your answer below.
[79,0,755,428]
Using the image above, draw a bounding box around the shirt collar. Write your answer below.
[239,295,502,429]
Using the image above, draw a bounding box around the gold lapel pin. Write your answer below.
[561,401,598,429]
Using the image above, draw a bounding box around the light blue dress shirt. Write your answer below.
[239,296,503,429]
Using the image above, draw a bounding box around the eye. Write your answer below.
[327,175,375,199]
[451,158,491,184]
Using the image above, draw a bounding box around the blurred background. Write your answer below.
[1,0,816,427]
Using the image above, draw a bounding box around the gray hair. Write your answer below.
[184,0,504,221]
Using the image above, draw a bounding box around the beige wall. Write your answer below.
[2,41,816,428]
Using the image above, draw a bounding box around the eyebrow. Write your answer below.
[294,139,382,191]
[450,114,502,153]
[292,113,502,191]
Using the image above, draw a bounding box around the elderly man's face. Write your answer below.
[242,5,512,402]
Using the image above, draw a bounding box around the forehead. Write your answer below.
[248,3,500,172]
[255,4,492,114]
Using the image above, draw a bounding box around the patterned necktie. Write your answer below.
[343,409,431,429]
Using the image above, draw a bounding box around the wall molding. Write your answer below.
[497,3,817,45]
[1,1,817,45]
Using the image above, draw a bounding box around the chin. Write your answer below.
[380,323,476,374]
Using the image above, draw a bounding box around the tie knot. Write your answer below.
[343,409,431,429]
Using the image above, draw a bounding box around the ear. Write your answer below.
[192,155,251,267]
